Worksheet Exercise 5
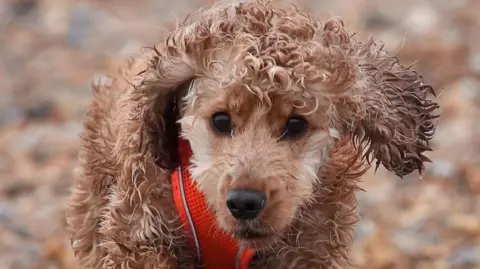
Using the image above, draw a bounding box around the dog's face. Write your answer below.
[138,0,438,250]
[179,79,336,248]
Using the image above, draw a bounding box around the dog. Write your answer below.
[65,1,440,268]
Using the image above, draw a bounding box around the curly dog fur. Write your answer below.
[65,1,440,268]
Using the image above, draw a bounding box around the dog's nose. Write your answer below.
[226,189,266,220]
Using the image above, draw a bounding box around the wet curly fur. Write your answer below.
[65,1,440,268]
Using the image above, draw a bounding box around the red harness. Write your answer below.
[171,137,255,269]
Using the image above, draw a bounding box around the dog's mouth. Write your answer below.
[233,229,269,240]
[231,228,278,249]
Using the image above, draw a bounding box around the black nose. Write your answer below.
[226,189,266,220]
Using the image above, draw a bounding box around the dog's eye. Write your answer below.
[282,116,308,140]
[211,112,232,135]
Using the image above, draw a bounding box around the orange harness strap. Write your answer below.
[171,137,255,269]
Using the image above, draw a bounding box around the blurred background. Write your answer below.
[0,0,479,268]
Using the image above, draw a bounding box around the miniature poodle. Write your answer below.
[65,1,440,268]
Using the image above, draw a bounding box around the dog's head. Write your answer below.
[133,0,439,249]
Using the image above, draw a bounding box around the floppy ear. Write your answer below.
[65,55,195,268]
[109,42,197,172]
[323,20,440,178]
[138,78,193,170]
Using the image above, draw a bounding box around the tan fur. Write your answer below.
[65,1,440,268]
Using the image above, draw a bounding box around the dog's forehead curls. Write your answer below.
[162,1,437,173]
[65,0,439,269]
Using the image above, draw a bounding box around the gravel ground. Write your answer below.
[1,0,479,268]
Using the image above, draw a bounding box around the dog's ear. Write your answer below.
[323,21,440,178]
[113,43,196,172]
[141,89,181,170]
[138,72,194,171]
[116,5,223,171]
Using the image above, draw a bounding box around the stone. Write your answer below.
[403,5,439,35]
[448,214,480,235]
[66,2,93,49]
[448,246,480,267]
